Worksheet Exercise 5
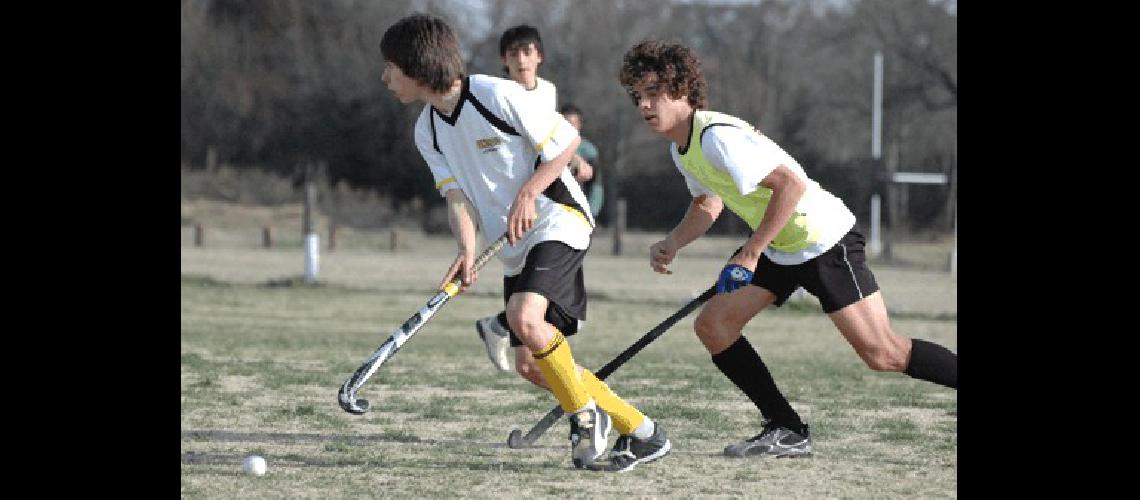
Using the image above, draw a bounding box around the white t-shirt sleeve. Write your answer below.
[500,86,578,163]
[670,146,714,198]
[413,109,459,196]
[701,126,782,196]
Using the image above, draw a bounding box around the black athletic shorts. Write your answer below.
[502,241,587,347]
[749,229,879,313]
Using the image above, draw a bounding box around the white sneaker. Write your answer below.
[475,315,511,372]
[597,407,613,458]
[569,405,609,468]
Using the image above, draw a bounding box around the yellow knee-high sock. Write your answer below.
[581,369,646,435]
[533,329,592,413]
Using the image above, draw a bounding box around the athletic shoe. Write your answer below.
[569,406,608,468]
[570,406,613,458]
[475,315,511,372]
[585,421,672,473]
[723,420,812,458]
[598,408,613,446]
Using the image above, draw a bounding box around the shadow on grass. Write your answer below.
[182,441,563,472]
[181,429,553,451]
[182,429,733,450]
[182,450,401,468]
[182,449,566,472]
[183,448,738,471]
[183,430,773,454]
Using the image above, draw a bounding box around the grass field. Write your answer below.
[181,230,957,498]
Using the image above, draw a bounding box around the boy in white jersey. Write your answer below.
[500,25,557,110]
[495,26,596,212]
[475,26,601,378]
[379,14,670,472]
[618,39,957,459]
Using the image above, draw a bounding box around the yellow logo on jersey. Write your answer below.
[476,137,503,151]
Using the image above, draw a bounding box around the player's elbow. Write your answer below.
[762,165,806,199]
[694,195,723,218]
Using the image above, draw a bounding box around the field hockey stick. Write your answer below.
[338,232,509,415]
[506,284,717,448]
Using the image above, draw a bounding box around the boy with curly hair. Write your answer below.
[618,39,957,458]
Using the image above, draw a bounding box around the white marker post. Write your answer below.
[870,51,883,256]
[303,174,320,284]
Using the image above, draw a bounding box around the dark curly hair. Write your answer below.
[380,13,466,93]
[619,39,707,109]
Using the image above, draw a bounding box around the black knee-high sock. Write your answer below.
[712,336,804,431]
[904,339,957,389]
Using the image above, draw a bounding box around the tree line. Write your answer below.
[181,0,956,233]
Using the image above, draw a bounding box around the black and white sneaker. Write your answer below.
[475,315,511,372]
[569,406,609,468]
[586,422,672,473]
[569,407,613,460]
[723,420,812,458]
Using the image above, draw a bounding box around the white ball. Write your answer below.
[242,455,268,476]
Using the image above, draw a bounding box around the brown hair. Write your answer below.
[619,39,707,109]
[499,24,544,75]
[380,13,466,93]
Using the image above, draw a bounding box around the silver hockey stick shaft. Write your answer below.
[338,233,509,414]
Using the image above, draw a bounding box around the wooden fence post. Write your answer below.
[612,198,627,256]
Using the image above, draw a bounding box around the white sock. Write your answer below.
[571,399,597,417]
[631,416,655,439]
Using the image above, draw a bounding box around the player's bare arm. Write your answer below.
[441,189,481,292]
[728,164,806,272]
[506,135,582,244]
[650,194,723,274]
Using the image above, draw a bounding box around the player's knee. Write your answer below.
[515,359,545,386]
[505,311,544,342]
[696,310,740,338]
[860,345,907,372]
[694,313,720,340]
[515,359,535,379]
[694,313,737,353]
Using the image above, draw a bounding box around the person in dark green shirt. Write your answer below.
[560,103,604,219]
